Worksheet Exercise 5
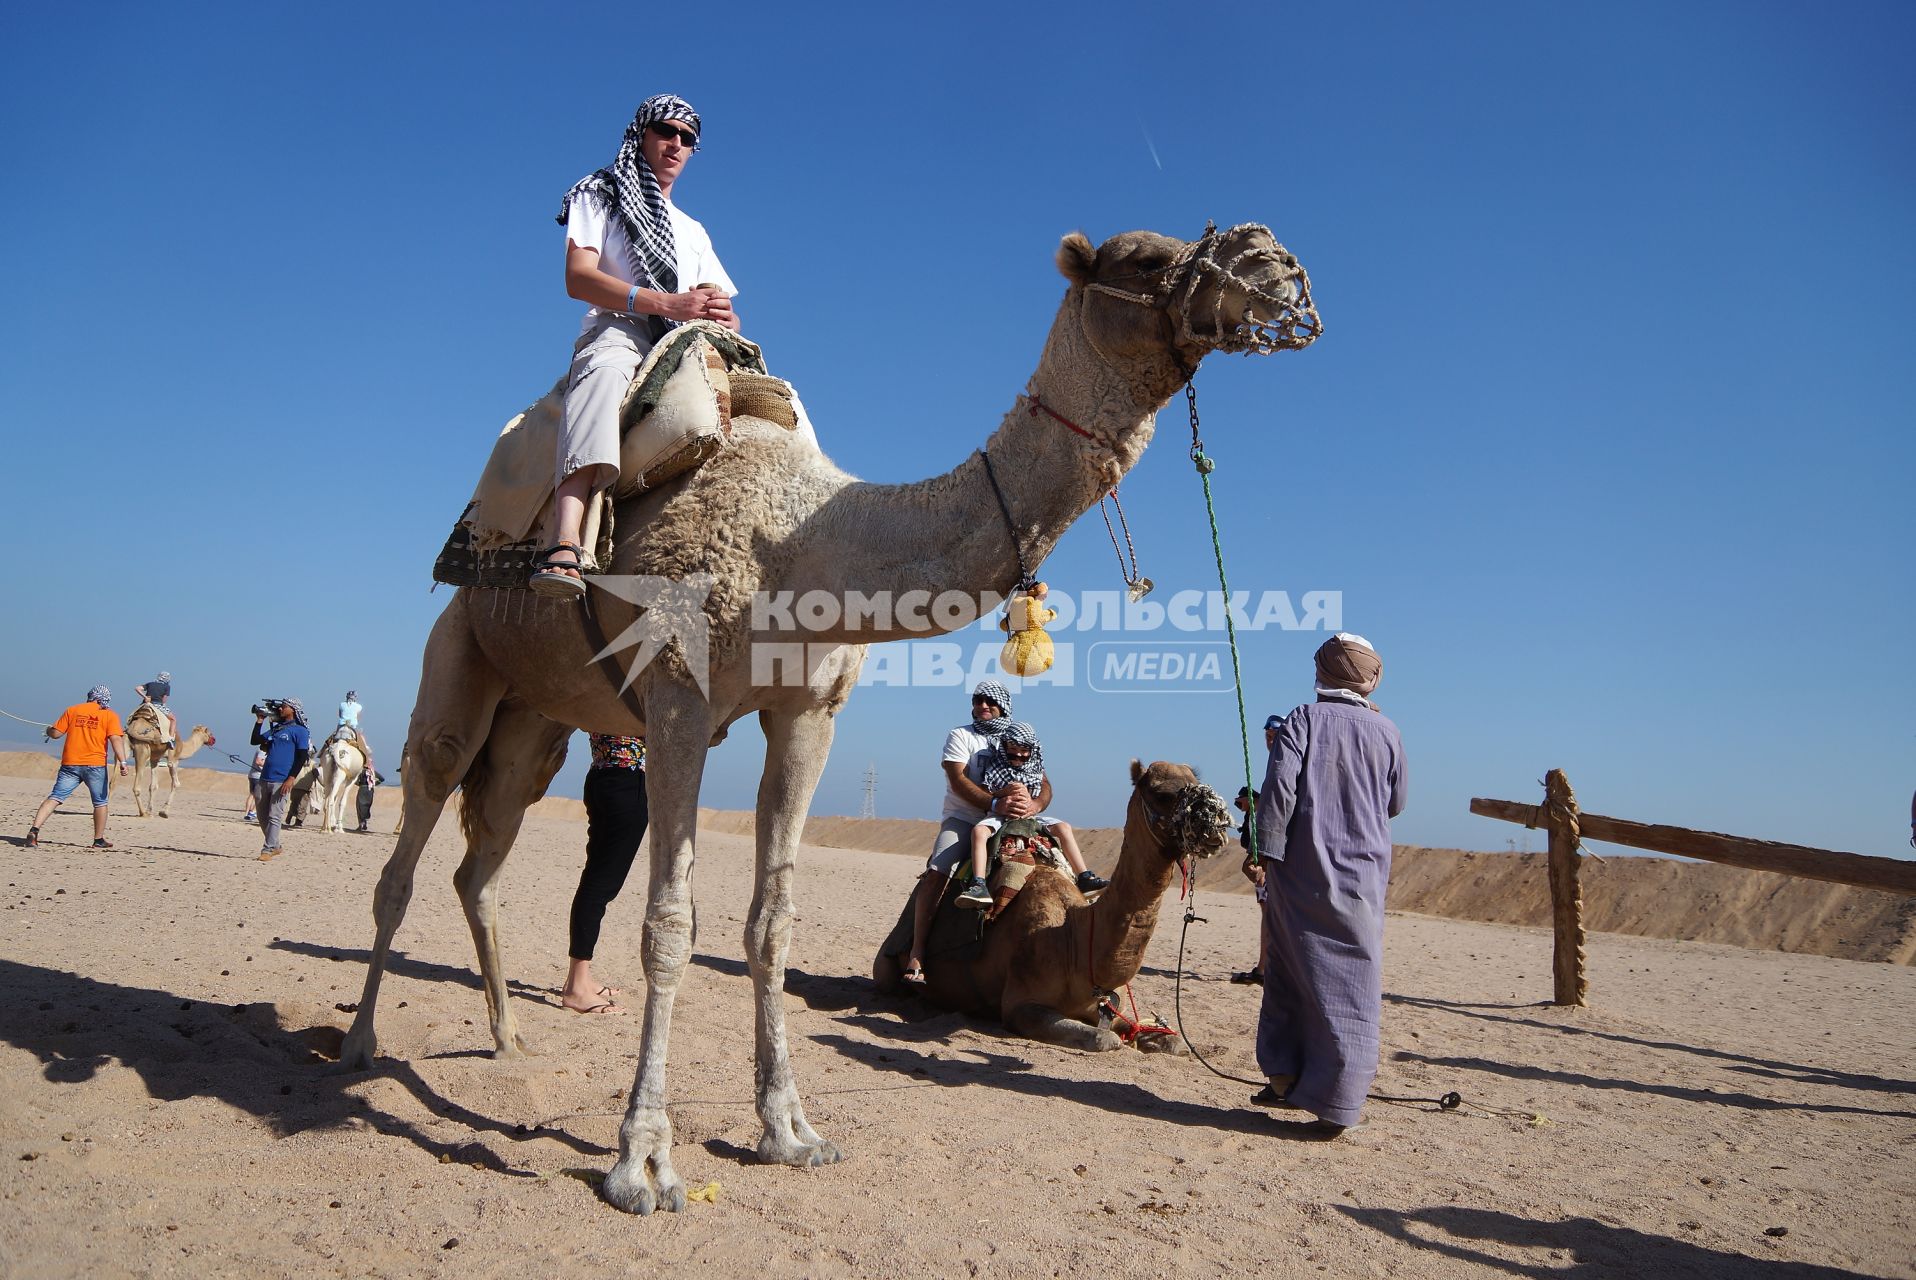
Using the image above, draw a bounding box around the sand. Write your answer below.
[2,771,1912,1278]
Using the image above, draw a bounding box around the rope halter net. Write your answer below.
[1086,221,1323,358]
[1137,778,1234,862]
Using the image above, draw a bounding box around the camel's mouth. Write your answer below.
[1161,782,1232,859]
[1177,222,1322,357]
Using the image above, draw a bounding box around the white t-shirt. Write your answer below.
[940,725,993,821]
[565,190,738,335]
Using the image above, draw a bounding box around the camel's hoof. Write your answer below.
[337,1034,377,1074]
[601,1160,681,1215]
[1136,1033,1189,1056]
[491,1037,532,1061]
[1090,1029,1125,1052]
[758,1135,844,1168]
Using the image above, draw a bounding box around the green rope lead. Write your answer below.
[1168,379,1270,1092]
[1185,382,1259,861]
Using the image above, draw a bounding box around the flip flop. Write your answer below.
[567,999,625,1016]
[900,964,928,986]
[596,984,624,1000]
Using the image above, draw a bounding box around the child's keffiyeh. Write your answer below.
[979,720,1046,793]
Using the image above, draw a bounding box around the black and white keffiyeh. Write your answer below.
[979,720,1046,794]
[556,94,703,313]
[969,680,1014,738]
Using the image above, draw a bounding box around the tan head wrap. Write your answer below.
[1314,633,1382,696]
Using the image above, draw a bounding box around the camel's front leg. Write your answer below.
[603,683,709,1216]
[745,704,842,1168]
[158,758,177,818]
[1006,1002,1125,1051]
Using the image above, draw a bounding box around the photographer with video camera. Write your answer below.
[249,697,311,862]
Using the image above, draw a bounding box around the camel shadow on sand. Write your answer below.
[269,938,550,1000]
[686,952,1293,1138]
[1337,1203,1878,1280]
[0,957,612,1173]
[810,1030,1328,1139]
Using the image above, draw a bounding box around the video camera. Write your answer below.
[251,699,284,718]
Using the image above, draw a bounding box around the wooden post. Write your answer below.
[1543,769,1588,1007]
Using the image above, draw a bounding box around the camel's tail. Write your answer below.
[455,747,491,851]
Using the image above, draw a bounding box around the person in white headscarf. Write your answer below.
[531,93,740,597]
[1250,633,1406,1136]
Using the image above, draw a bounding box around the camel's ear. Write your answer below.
[1129,758,1144,785]
[1057,232,1098,285]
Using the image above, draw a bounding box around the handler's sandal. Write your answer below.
[92,838,113,850]
[24,827,39,848]
[955,876,994,909]
[1075,870,1110,893]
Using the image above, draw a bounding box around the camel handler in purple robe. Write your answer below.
[1250,633,1407,1137]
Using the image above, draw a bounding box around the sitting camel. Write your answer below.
[311,735,367,834]
[122,705,215,818]
[874,760,1229,1050]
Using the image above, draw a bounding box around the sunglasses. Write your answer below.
[1004,749,1033,761]
[646,121,699,148]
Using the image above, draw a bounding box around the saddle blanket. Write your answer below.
[433,322,816,590]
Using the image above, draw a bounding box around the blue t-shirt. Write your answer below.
[257,719,311,784]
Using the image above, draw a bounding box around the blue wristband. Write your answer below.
[625,285,639,314]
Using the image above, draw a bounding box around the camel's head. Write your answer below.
[1059,224,1320,384]
[1128,759,1232,861]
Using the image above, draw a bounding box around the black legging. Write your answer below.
[571,767,649,961]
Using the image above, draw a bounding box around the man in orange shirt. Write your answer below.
[27,685,132,850]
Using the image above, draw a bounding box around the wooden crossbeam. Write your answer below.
[1470,798,1916,896]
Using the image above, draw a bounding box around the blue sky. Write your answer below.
[1,2,1910,856]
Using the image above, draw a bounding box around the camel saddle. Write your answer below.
[875,824,1064,973]
[125,702,169,746]
[433,321,806,590]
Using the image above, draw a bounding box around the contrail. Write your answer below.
[1139,122,1163,171]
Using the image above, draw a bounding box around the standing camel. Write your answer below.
[122,705,215,818]
[342,224,1320,1215]
[311,736,367,834]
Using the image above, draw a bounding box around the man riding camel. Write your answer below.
[530,92,739,597]
[332,689,377,780]
[135,671,178,760]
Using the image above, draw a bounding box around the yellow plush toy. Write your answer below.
[998,581,1058,677]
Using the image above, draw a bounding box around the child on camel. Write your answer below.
[955,721,1106,909]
